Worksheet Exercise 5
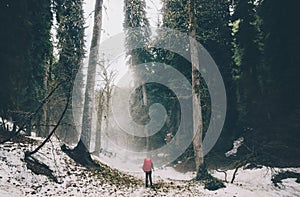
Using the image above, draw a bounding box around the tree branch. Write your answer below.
[26,89,70,156]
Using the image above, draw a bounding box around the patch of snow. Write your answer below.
[225,137,244,157]
[152,166,195,181]
[1,136,300,196]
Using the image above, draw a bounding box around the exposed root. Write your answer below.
[61,140,101,169]
[196,164,226,191]
[24,151,61,183]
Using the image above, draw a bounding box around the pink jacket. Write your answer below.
[142,158,153,172]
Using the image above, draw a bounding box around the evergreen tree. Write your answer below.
[260,0,300,129]
[233,0,262,133]
[0,0,52,133]
[124,0,152,150]
[28,0,53,137]
[232,0,300,165]
[196,0,238,151]
[162,0,237,165]
[53,0,85,142]
[256,0,300,163]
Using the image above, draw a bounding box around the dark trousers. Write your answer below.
[145,171,152,187]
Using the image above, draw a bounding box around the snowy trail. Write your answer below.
[1,137,300,196]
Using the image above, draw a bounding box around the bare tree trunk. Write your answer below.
[189,0,204,174]
[105,81,111,129]
[36,57,50,137]
[39,100,47,137]
[45,57,53,136]
[42,63,49,137]
[95,91,104,155]
[80,0,103,150]
[142,84,149,151]
[73,65,85,141]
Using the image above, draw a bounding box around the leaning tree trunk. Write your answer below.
[189,0,204,175]
[80,0,103,151]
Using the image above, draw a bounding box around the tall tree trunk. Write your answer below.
[80,0,103,150]
[142,84,149,151]
[45,64,51,137]
[73,65,85,142]
[189,0,204,174]
[41,63,49,137]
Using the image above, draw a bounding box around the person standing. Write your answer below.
[142,158,153,188]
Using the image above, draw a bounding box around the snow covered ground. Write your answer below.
[0,136,299,196]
